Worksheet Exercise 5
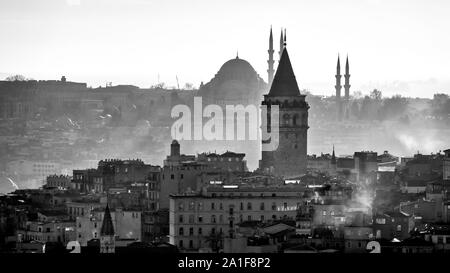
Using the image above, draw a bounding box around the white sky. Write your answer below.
[1,0,450,98]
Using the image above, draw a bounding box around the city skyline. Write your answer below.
[1,0,450,98]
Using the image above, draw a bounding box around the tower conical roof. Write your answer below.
[268,48,301,96]
[100,204,115,236]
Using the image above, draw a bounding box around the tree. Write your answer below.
[150,82,166,89]
[5,74,27,81]
[370,89,382,100]
[205,230,224,253]
[183,83,194,90]
[378,95,409,121]
[431,93,450,118]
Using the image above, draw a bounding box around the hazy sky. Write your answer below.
[1,0,450,98]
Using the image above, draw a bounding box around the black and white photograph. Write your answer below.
[0,0,449,270]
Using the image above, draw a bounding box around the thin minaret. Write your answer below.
[267,26,275,85]
[344,55,350,100]
[279,28,284,59]
[335,54,342,120]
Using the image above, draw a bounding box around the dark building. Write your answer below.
[259,42,309,178]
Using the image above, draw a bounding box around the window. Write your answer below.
[189,240,193,248]
[260,215,265,221]
[171,174,174,180]
[240,202,244,210]
[397,225,402,232]
[211,215,216,223]
[179,240,183,248]
[322,210,327,216]
[198,202,203,211]
[272,202,276,210]
[283,203,288,210]
[219,203,223,210]
[189,227,194,236]
[189,215,194,223]
[180,174,184,179]
[179,215,184,223]
[260,202,265,210]
[248,215,252,221]
[211,202,215,210]
[247,202,252,210]
[198,228,202,235]
[189,201,195,210]
[198,216,203,223]
[211,228,216,234]
[178,202,184,211]
[179,227,184,236]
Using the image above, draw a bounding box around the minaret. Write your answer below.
[267,26,275,86]
[100,204,115,253]
[331,145,336,165]
[335,55,342,120]
[279,28,284,60]
[344,55,350,100]
[330,145,337,175]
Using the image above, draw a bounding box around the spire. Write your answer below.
[331,145,337,165]
[345,55,349,73]
[336,54,341,75]
[283,28,287,46]
[268,47,301,96]
[344,54,350,100]
[335,54,343,120]
[236,50,239,59]
[100,204,115,236]
[279,28,284,59]
[267,26,275,85]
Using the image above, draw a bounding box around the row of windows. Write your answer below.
[206,157,242,162]
[33,164,56,168]
[178,226,224,236]
[178,201,292,212]
[178,214,285,224]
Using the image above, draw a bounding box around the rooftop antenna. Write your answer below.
[176,75,180,90]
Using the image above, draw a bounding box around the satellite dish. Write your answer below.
[366,241,381,253]
[66,241,81,253]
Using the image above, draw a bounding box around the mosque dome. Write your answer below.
[198,56,267,104]
[216,57,259,83]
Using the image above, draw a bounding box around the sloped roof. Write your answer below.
[100,204,115,236]
[268,48,301,96]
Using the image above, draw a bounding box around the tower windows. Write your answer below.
[282,114,290,126]
[293,114,299,126]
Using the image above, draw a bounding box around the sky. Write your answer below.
[1,0,450,98]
